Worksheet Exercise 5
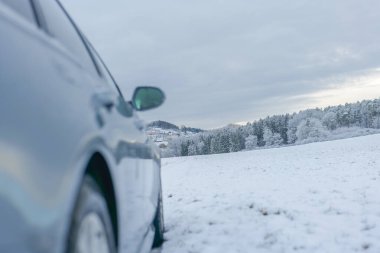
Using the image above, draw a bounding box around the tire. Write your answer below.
[66,176,116,253]
[152,190,165,248]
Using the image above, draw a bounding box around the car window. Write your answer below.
[92,48,116,88]
[0,0,36,24]
[38,0,98,76]
[86,42,134,116]
[87,42,122,94]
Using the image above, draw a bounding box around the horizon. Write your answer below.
[153,96,380,130]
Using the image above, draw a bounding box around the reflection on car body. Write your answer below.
[0,0,165,252]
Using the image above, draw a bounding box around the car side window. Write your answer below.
[0,0,36,24]
[87,43,121,93]
[93,51,116,88]
[37,0,98,76]
[87,43,133,117]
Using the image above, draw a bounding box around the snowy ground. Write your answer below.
[159,134,380,253]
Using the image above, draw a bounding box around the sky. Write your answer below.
[61,0,380,129]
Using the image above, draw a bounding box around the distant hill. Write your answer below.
[147,120,204,133]
[179,126,204,134]
[146,121,204,148]
[147,120,180,130]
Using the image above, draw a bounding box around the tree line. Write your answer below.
[162,98,380,157]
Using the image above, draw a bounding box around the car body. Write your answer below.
[0,0,164,252]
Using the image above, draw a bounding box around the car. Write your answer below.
[0,0,165,252]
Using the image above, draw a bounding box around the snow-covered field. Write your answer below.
[159,134,380,253]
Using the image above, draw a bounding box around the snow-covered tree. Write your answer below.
[160,98,380,157]
[188,142,197,156]
[372,115,380,129]
[162,137,182,157]
[196,140,205,154]
[229,128,245,152]
[263,127,283,146]
[272,133,283,146]
[322,111,338,130]
[296,118,328,143]
[210,136,220,154]
[245,135,258,150]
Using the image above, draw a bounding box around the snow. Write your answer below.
[160,134,380,253]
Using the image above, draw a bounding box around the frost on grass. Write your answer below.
[160,134,380,253]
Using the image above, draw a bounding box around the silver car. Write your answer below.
[0,0,165,252]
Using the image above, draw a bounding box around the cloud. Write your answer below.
[61,0,380,128]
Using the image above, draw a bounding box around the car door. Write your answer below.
[87,44,161,252]
[39,1,159,251]
[0,0,109,252]
[35,1,159,251]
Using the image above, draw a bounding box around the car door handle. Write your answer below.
[92,92,117,127]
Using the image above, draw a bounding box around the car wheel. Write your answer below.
[152,190,165,248]
[67,176,116,253]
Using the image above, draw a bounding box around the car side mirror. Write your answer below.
[131,86,165,111]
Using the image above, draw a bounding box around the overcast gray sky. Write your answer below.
[61,0,380,129]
